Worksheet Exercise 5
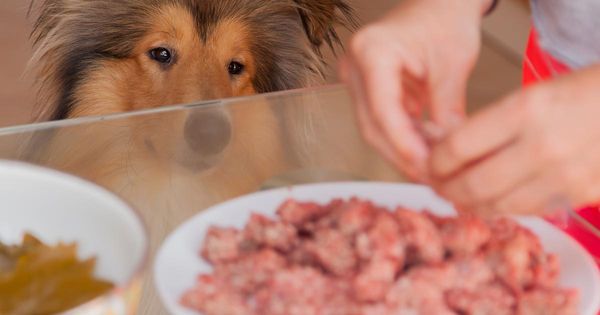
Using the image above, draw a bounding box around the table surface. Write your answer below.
[0,85,407,314]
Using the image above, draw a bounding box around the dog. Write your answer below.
[23,0,358,236]
[29,0,356,120]
[24,0,356,170]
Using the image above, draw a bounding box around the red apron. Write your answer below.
[523,28,600,267]
[523,28,570,85]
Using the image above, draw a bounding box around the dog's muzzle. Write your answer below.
[184,109,232,155]
[177,108,232,171]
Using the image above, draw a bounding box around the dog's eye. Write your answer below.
[149,47,173,64]
[228,61,245,76]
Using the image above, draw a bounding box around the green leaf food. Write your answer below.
[0,234,114,315]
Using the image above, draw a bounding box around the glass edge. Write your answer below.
[0,84,347,136]
[567,208,600,238]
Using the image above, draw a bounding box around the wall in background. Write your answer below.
[0,0,34,127]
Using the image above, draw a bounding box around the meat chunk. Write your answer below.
[451,256,495,290]
[201,227,243,263]
[385,275,456,315]
[404,263,457,290]
[517,287,579,315]
[181,275,253,315]
[395,208,444,264]
[446,283,516,315]
[337,198,377,236]
[256,267,358,315]
[355,212,405,262]
[485,218,546,292]
[532,253,560,288]
[276,199,331,226]
[353,256,398,302]
[244,213,297,252]
[436,215,492,256]
[214,249,286,293]
[304,229,357,276]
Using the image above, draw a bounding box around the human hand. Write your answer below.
[340,0,492,181]
[430,65,600,216]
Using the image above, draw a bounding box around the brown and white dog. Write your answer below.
[29,0,356,120]
[22,1,358,220]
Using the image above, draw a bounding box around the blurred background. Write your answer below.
[0,0,531,127]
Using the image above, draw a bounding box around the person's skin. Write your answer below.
[430,65,600,216]
[341,0,600,216]
[339,0,494,181]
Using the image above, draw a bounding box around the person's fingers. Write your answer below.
[475,174,562,216]
[548,144,600,208]
[353,47,429,170]
[435,138,538,206]
[345,59,425,180]
[355,95,422,179]
[430,92,524,179]
[429,69,468,131]
[402,71,429,119]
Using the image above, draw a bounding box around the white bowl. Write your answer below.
[0,160,148,315]
[155,182,600,315]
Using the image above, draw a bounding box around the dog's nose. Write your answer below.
[184,109,232,156]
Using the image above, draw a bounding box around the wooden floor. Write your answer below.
[0,0,530,127]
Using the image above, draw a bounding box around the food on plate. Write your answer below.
[0,233,114,315]
[182,198,579,315]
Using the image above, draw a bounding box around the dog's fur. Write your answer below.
[29,0,356,120]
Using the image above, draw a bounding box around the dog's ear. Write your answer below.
[293,0,358,55]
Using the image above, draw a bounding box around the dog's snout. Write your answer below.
[184,110,232,156]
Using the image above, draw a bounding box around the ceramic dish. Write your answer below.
[0,161,148,315]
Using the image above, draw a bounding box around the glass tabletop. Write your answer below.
[0,84,406,314]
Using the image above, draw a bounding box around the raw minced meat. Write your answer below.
[183,198,579,315]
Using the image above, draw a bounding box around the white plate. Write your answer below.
[154,182,600,315]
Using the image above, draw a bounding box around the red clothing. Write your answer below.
[523,28,569,86]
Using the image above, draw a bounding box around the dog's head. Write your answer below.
[29,0,357,121]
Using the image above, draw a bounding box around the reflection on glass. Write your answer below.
[0,85,403,313]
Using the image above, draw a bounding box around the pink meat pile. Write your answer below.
[182,198,578,315]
